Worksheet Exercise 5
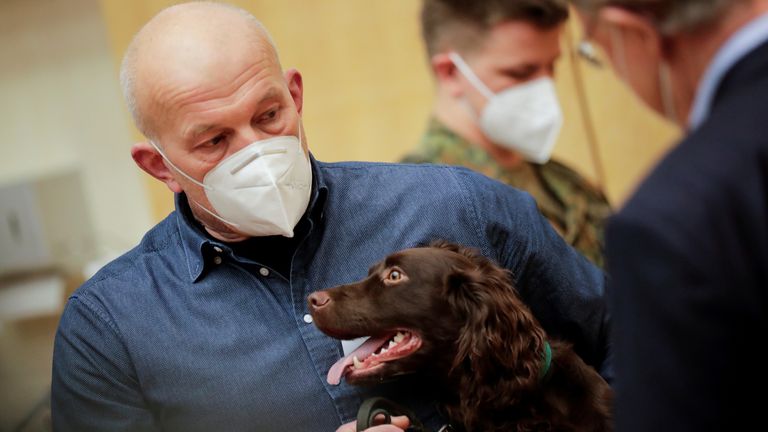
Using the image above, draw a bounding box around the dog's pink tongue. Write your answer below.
[327,335,391,385]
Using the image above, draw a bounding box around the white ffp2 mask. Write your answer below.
[450,52,564,164]
[151,127,312,238]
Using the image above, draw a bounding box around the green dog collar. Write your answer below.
[539,341,552,381]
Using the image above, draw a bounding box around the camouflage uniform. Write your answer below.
[402,118,612,267]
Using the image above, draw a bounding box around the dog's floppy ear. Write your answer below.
[444,266,543,375]
[443,263,548,430]
[444,267,487,371]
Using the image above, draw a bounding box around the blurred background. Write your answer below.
[0,0,678,430]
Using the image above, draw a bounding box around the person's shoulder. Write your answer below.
[316,160,533,210]
[541,159,604,186]
[613,114,766,259]
[541,159,586,177]
[655,97,767,201]
[694,68,768,158]
[640,72,768,205]
[399,151,432,165]
[316,159,475,180]
[541,160,606,197]
[74,213,179,299]
[319,160,520,188]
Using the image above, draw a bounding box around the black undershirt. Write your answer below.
[181,194,311,279]
[227,217,310,279]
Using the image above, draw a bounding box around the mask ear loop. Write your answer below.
[449,52,496,122]
[188,196,243,228]
[658,61,679,124]
[608,26,631,84]
[148,140,240,227]
[609,24,678,124]
[149,140,212,190]
[448,52,496,100]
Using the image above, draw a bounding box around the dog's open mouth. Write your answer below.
[327,330,422,385]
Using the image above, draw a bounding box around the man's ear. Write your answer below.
[284,68,304,115]
[131,142,183,193]
[431,52,465,98]
[596,6,663,66]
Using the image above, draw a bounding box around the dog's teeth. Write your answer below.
[388,340,396,348]
[380,347,388,354]
[394,332,405,343]
[353,356,363,369]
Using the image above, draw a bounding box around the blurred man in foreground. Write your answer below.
[570,0,768,429]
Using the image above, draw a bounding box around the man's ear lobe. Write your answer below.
[431,53,464,97]
[131,142,183,193]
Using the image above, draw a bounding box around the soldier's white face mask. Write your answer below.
[450,52,564,164]
[151,125,312,238]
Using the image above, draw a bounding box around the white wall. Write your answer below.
[0,0,153,261]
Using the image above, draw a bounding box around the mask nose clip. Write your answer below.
[229,148,288,175]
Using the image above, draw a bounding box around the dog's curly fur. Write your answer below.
[309,241,612,431]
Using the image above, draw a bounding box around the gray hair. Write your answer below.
[119,1,278,140]
[119,45,145,138]
[571,0,744,34]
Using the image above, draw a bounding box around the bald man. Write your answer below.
[51,2,612,431]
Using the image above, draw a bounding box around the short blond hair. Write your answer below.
[421,0,569,57]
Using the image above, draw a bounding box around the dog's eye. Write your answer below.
[387,270,402,281]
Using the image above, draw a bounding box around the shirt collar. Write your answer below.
[175,153,329,282]
[689,11,768,130]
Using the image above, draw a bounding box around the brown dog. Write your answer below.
[309,241,612,432]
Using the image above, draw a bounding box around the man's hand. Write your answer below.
[336,415,410,432]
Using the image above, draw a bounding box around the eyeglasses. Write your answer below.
[575,15,605,68]
[577,39,604,67]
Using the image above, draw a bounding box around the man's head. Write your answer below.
[421,0,569,164]
[571,0,737,35]
[422,0,569,60]
[571,0,766,126]
[122,2,308,241]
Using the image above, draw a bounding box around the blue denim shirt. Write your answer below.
[52,158,612,432]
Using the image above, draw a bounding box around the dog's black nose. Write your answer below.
[308,291,332,310]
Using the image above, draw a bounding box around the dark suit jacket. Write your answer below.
[606,40,768,431]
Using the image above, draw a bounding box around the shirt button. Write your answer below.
[303,314,313,324]
[259,267,270,277]
[213,256,222,265]
[213,246,223,253]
